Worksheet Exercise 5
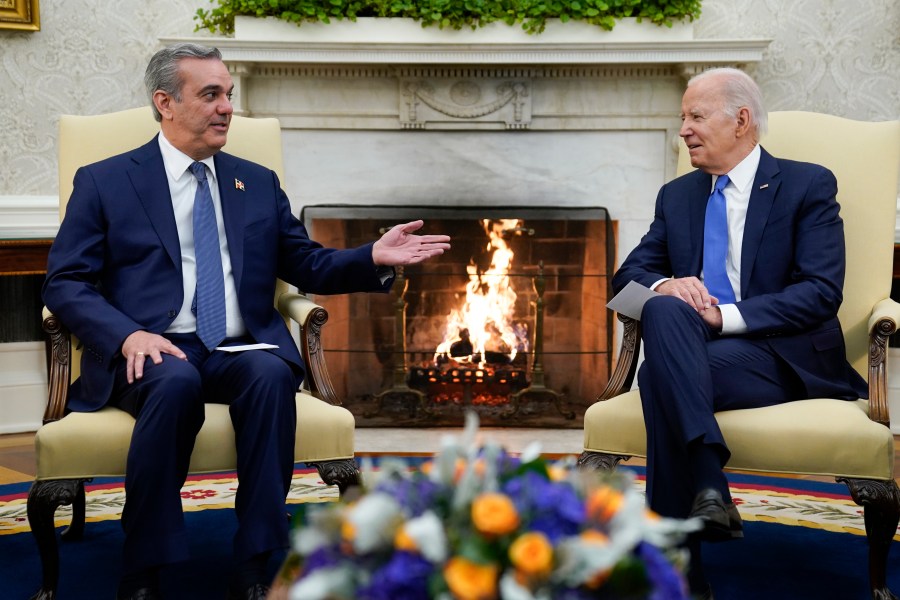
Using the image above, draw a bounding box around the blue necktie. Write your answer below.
[189,162,226,351]
[703,174,735,304]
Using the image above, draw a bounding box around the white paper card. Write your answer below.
[215,343,280,352]
[606,280,659,320]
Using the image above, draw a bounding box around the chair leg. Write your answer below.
[577,450,631,471]
[60,479,86,540]
[307,458,360,496]
[837,477,900,600]
[27,478,88,600]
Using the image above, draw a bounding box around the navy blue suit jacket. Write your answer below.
[44,136,391,411]
[613,147,867,400]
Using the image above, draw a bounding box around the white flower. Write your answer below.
[403,510,448,563]
[291,525,331,556]
[520,440,542,464]
[499,571,551,600]
[288,566,354,600]
[553,535,625,587]
[346,491,402,554]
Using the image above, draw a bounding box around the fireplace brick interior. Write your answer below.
[303,206,614,427]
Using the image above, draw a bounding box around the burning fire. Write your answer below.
[434,219,530,366]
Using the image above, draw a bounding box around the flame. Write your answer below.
[434,219,530,366]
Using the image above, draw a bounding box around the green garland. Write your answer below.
[194,0,702,36]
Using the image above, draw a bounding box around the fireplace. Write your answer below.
[302,205,613,427]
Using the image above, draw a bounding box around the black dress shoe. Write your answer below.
[227,582,269,600]
[688,488,743,542]
[116,587,160,600]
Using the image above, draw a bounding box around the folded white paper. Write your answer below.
[215,343,280,352]
[606,280,659,320]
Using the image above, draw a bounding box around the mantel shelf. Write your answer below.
[167,17,770,68]
[193,39,772,67]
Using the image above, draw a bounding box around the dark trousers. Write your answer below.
[637,295,804,519]
[110,333,300,575]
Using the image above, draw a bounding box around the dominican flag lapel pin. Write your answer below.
[235,178,245,191]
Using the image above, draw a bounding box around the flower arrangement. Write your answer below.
[277,414,697,599]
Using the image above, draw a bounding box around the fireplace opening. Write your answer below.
[301,205,615,428]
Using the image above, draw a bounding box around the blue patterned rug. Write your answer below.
[1,465,898,599]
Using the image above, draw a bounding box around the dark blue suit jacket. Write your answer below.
[44,136,391,411]
[613,147,867,400]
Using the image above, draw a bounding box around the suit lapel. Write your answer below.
[689,170,712,276]
[214,152,246,292]
[127,137,181,270]
[740,147,780,295]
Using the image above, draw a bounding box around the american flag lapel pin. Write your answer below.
[759,183,769,189]
[235,178,245,191]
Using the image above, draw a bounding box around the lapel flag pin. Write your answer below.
[759,183,769,189]
[235,179,245,191]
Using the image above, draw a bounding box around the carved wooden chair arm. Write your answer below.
[597,313,641,401]
[866,297,900,427]
[41,307,71,425]
[277,292,340,406]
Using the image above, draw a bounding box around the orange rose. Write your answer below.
[471,493,520,536]
[509,531,553,580]
[586,487,624,523]
[341,518,356,543]
[444,556,499,600]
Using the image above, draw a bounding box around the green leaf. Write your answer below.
[456,533,502,564]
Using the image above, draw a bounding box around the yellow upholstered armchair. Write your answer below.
[28,107,358,600]
[580,112,900,599]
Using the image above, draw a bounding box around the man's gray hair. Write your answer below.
[689,67,768,138]
[144,43,222,122]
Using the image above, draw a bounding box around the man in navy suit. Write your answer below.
[612,67,866,598]
[43,43,450,600]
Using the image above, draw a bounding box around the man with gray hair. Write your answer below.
[611,67,865,598]
[43,42,450,600]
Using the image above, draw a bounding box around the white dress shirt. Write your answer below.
[158,134,246,339]
[710,143,761,334]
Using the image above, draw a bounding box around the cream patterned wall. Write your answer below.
[0,0,897,197]
[0,0,206,195]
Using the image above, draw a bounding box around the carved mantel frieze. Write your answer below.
[163,17,770,124]
[401,78,531,129]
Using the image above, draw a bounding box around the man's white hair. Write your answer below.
[688,67,768,138]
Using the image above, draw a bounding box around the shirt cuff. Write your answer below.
[718,303,748,335]
[376,265,395,285]
[649,278,669,291]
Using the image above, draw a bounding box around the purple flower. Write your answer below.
[358,551,434,600]
[503,471,584,542]
[302,545,343,575]
[376,474,444,517]
[636,542,689,600]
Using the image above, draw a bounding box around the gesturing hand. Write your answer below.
[372,220,451,266]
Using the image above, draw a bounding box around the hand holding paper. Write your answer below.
[606,280,660,320]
